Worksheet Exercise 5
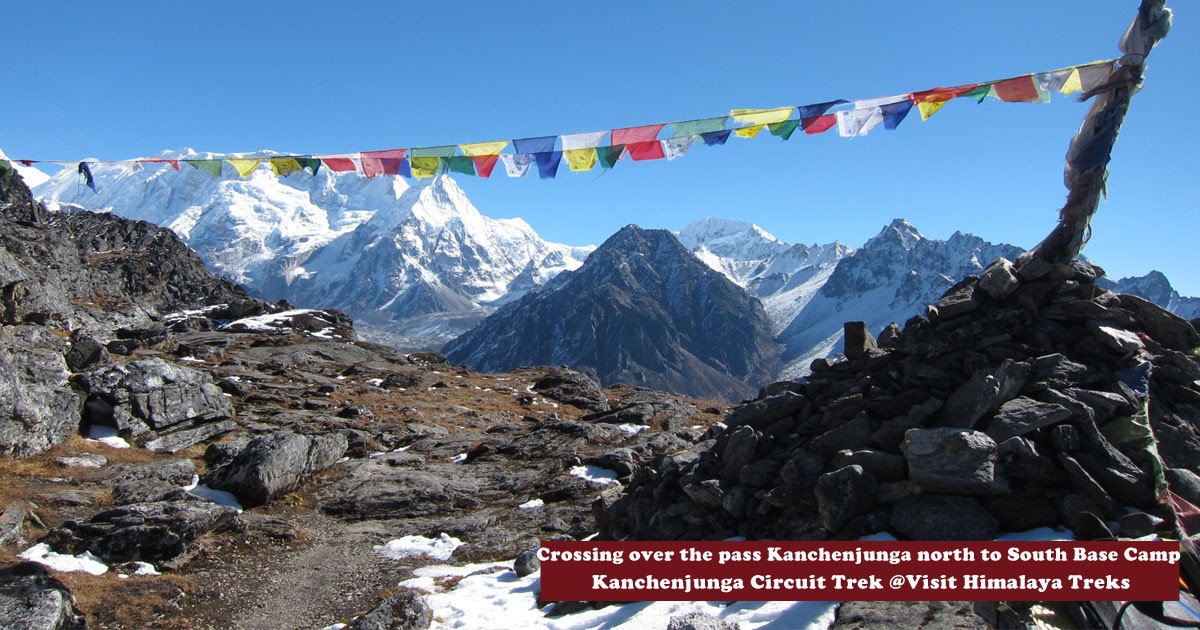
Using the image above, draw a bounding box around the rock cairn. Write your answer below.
[600,255,1200,541]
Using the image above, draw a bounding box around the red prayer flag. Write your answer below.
[992,75,1041,102]
[625,140,666,161]
[361,149,407,178]
[321,157,358,172]
[802,115,838,135]
[909,84,980,104]
[611,124,664,146]
[472,154,501,178]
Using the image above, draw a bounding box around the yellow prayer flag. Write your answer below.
[269,158,302,177]
[734,125,764,139]
[564,148,597,172]
[1061,68,1083,95]
[411,156,441,179]
[917,100,948,121]
[226,158,262,178]
[730,107,794,127]
[459,141,509,157]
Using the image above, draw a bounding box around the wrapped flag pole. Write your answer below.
[1030,0,1172,263]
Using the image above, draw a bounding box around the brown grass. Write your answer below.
[59,571,194,630]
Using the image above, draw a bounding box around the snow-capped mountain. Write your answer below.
[677,217,851,336]
[35,149,385,287]
[1103,271,1200,320]
[265,175,592,348]
[775,219,1023,376]
[34,152,590,349]
[445,225,781,401]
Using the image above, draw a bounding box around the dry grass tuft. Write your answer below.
[60,571,194,629]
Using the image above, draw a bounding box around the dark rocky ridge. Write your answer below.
[601,254,1200,543]
[446,224,782,401]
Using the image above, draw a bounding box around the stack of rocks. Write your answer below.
[600,255,1200,541]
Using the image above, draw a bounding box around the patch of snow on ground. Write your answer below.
[19,543,108,576]
[615,423,650,437]
[401,559,836,630]
[518,499,544,510]
[187,482,244,512]
[218,308,322,332]
[375,533,464,562]
[452,453,468,463]
[569,465,620,485]
[85,425,130,449]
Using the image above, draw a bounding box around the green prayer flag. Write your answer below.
[768,119,800,140]
[297,158,322,175]
[409,145,458,158]
[671,117,728,137]
[448,156,476,176]
[184,159,223,178]
[0,160,11,176]
[597,145,624,169]
[965,84,994,103]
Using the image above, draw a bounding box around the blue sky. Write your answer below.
[4,1,1197,295]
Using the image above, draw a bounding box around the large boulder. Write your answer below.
[0,326,81,457]
[41,499,240,564]
[531,367,609,413]
[0,562,86,630]
[348,590,432,630]
[203,431,348,507]
[77,358,233,437]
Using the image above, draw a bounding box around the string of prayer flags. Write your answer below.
[15,59,1116,188]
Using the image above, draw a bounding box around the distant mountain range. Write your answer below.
[27,155,1199,398]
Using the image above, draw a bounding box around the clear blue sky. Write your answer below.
[4,1,1197,295]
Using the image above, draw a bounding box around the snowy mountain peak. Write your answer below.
[866,218,925,250]
[676,216,781,250]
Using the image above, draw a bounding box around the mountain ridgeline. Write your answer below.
[444,225,781,401]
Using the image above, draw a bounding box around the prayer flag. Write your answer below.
[1058,69,1083,95]
[321,157,358,172]
[597,145,623,168]
[409,145,457,158]
[459,141,509,156]
[561,131,608,150]
[0,160,10,175]
[533,151,562,179]
[730,107,794,127]
[141,158,181,170]
[964,84,994,103]
[184,159,223,178]
[410,156,442,179]
[269,157,303,177]
[802,114,838,134]
[297,158,321,175]
[512,136,557,155]
[226,158,262,178]
[361,149,407,178]
[881,100,913,130]
[768,119,800,140]
[1077,61,1115,92]
[797,100,846,120]
[78,162,96,192]
[448,156,476,177]
[699,130,731,146]
[671,117,728,137]
[626,140,665,161]
[916,100,948,120]
[472,154,501,178]
[611,124,664,146]
[992,75,1046,103]
[500,154,533,177]
[734,125,764,139]
[564,148,598,172]
[663,136,694,160]
[837,107,884,137]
